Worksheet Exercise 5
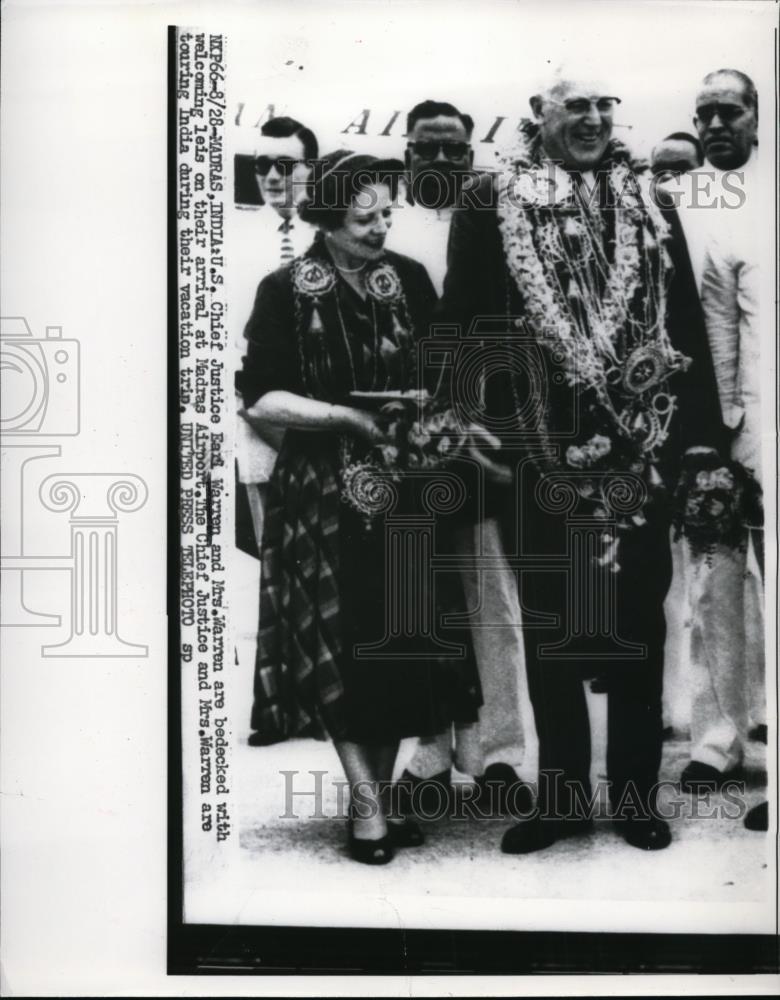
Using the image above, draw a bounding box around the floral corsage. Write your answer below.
[672,448,763,561]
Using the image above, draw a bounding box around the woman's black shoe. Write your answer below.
[397,768,452,818]
[347,824,394,865]
[387,818,425,848]
[744,801,768,831]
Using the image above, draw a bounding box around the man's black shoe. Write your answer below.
[476,763,534,817]
[748,724,768,745]
[397,768,452,819]
[680,760,741,793]
[744,801,768,831]
[615,815,672,851]
[501,817,593,855]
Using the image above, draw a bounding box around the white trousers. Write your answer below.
[688,533,765,772]
[408,518,536,779]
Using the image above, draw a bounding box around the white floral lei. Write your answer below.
[496,129,689,438]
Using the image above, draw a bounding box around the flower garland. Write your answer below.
[496,125,691,453]
[494,125,701,568]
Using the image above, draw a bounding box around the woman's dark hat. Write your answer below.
[306,149,404,209]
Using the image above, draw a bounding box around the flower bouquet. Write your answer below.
[341,391,504,521]
[564,429,666,520]
[560,426,669,572]
[672,448,763,561]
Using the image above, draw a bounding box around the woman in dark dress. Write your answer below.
[237,151,482,863]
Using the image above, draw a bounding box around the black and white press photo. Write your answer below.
[4,0,780,993]
[171,0,777,971]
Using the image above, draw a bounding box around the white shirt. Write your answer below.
[674,149,761,480]
[230,204,315,343]
[387,199,453,297]
[671,147,758,288]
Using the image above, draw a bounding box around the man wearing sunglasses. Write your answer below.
[390,100,534,824]
[233,117,319,570]
[388,100,475,295]
[694,68,757,173]
[253,116,318,225]
[249,116,319,274]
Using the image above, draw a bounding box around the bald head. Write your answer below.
[651,133,703,177]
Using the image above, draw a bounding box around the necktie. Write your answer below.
[279,218,295,263]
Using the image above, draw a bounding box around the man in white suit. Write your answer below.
[678,69,765,791]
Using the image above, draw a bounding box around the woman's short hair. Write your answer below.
[298,149,404,231]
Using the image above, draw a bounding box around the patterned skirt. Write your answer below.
[249,436,482,744]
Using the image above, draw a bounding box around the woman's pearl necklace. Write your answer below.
[333,260,366,274]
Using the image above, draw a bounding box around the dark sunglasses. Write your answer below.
[695,103,747,124]
[254,155,302,177]
[407,140,471,160]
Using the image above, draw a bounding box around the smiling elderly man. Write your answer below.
[439,71,725,854]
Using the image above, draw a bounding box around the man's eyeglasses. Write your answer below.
[407,140,471,160]
[550,96,621,115]
[254,155,303,177]
[695,103,748,125]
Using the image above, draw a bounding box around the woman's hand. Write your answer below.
[344,407,392,446]
[464,421,513,486]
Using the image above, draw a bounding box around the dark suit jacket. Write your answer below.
[438,171,726,481]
